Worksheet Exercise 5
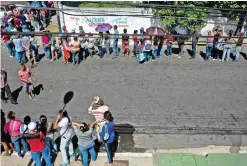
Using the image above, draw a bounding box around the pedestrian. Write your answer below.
[96,32,104,58]
[234,32,244,62]
[122,29,130,56]
[13,34,26,64]
[1,110,15,156]
[212,28,221,60]
[143,35,152,64]
[113,25,119,57]
[29,10,40,32]
[53,110,75,166]
[72,121,98,166]
[177,37,185,58]
[18,64,36,100]
[20,116,31,134]
[205,31,214,61]
[1,69,17,104]
[139,27,145,47]
[2,28,15,57]
[88,97,109,141]
[23,122,52,166]
[104,31,111,59]
[221,30,234,62]
[152,40,158,62]
[244,23,247,37]
[30,35,38,64]
[71,36,80,65]
[191,28,200,59]
[99,111,115,166]
[38,115,58,154]
[166,32,173,57]
[133,30,138,57]
[21,34,33,67]
[78,29,87,61]
[50,35,57,61]
[157,35,165,57]
[4,111,30,158]
[40,9,47,29]
[41,29,51,60]
[88,33,96,57]
[63,38,71,64]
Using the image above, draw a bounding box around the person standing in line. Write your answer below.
[18,64,36,100]
[21,34,33,68]
[87,34,96,57]
[132,30,138,57]
[50,34,57,61]
[23,122,52,166]
[205,31,214,61]
[54,110,75,166]
[112,25,119,58]
[71,37,80,65]
[234,32,244,62]
[191,28,200,59]
[122,29,130,56]
[4,111,30,158]
[1,110,16,156]
[104,31,111,59]
[139,27,145,47]
[1,69,17,104]
[152,40,158,62]
[166,32,173,57]
[177,37,185,58]
[212,28,220,60]
[2,28,15,57]
[41,29,51,60]
[221,30,234,62]
[13,34,26,64]
[96,32,104,58]
[99,111,115,166]
[72,121,98,166]
[143,35,152,64]
[30,35,38,65]
[62,38,71,64]
[157,35,165,57]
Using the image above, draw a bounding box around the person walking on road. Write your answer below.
[54,110,75,166]
[1,69,17,104]
[18,64,36,100]
[4,111,30,158]
[99,111,115,166]
[113,25,119,57]
[72,121,98,166]
[23,122,52,166]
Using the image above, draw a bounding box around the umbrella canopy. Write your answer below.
[171,24,191,35]
[146,26,165,35]
[95,23,112,32]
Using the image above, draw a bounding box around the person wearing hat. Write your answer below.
[4,111,30,157]
[24,122,52,166]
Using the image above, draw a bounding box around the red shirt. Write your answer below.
[18,68,32,84]
[133,35,138,45]
[13,18,21,27]
[167,35,173,43]
[27,132,46,152]
[42,35,50,45]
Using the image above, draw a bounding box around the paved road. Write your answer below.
[1,45,247,151]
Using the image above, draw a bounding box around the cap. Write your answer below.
[28,122,37,131]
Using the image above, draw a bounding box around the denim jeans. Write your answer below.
[5,41,15,57]
[45,133,58,152]
[105,143,113,164]
[235,46,241,60]
[143,51,150,62]
[158,44,163,57]
[178,44,184,56]
[105,42,110,58]
[113,39,119,56]
[11,136,30,157]
[192,41,197,57]
[72,51,79,64]
[98,46,103,58]
[60,134,74,165]
[166,43,172,56]
[43,45,51,59]
[206,43,213,58]
[79,146,96,166]
[16,51,26,64]
[31,146,51,166]
[222,44,232,61]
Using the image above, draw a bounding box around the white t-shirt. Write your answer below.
[58,117,72,137]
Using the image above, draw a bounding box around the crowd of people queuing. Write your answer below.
[1,96,116,166]
[2,5,246,68]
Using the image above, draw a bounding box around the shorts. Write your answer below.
[23,83,34,93]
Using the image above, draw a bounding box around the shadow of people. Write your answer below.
[11,86,23,102]
[240,52,247,60]
[200,51,206,60]
[33,84,44,95]
[36,53,45,62]
[186,49,193,57]
[172,48,180,55]
[62,91,74,110]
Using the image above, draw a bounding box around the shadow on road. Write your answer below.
[33,84,44,95]
[240,52,247,60]
[11,86,23,101]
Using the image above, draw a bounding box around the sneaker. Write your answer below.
[178,56,181,59]
[9,56,14,58]
[25,151,31,156]
[213,58,216,60]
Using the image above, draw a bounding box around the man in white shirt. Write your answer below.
[54,110,74,166]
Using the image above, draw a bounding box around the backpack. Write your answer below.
[144,41,151,50]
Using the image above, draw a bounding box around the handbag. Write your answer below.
[103,125,109,141]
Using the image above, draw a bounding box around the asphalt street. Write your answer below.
[1,45,247,151]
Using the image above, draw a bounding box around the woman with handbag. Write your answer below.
[72,121,98,166]
[99,111,115,166]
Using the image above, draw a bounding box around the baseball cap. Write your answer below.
[28,122,37,131]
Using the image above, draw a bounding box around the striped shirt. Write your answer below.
[18,68,32,83]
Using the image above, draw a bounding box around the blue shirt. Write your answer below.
[100,121,115,143]
[114,30,119,40]
[13,38,25,52]
[6,26,14,32]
